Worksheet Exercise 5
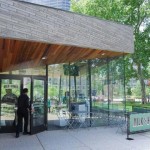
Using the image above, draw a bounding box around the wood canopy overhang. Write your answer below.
[0,38,125,72]
[0,0,134,73]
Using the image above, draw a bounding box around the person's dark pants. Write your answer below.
[16,110,28,135]
[48,107,51,113]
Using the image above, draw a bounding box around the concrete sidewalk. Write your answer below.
[1,127,150,150]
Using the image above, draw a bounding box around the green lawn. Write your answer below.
[92,101,132,112]
[92,101,150,113]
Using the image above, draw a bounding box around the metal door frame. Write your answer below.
[30,76,47,134]
[0,74,47,133]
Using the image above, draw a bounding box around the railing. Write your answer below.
[57,109,127,131]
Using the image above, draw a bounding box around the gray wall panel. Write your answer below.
[0,0,134,53]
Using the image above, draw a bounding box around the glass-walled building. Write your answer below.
[0,0,134,133]
[47,56,125,129]
[0,56,125,132]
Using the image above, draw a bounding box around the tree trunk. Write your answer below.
[137,63,147,104]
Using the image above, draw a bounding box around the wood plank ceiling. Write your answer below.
[0,38,125,72]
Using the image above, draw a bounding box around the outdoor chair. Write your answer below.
[57,110,74,129]
[69,111,89,129]
[77,112,89,129]
[63,111,75,130]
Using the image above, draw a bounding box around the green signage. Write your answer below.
[130,113,150,132]
[4,84,18,89]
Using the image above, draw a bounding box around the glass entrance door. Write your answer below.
[0,78,21,133]
[0,75,47,134]
[30,77,47,134]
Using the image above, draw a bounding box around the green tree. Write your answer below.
[48,87,59,97]
[71,0,150,103]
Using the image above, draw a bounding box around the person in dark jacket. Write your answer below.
[16,88,30,138]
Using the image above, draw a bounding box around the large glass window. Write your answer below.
[91,58,109,125]
[109,56,125,111]
[33,79,45,126]
[1,79,20,128]
[47,61,90,130]
[69,61,89,113]
[47,56,125,129]
[91,58,108,108]
[90,56,125,126]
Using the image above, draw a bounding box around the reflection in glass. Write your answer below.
[47,56,125,129]
[23,77,31,99]
[109,57,124,110]
[91,59,109,125]
[33,79,45,126]
[90,56,125,126]
[12,66,46,76]
[47,62,90,130]
[1,79,20,127]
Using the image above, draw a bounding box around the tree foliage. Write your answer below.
[71,0,150,103]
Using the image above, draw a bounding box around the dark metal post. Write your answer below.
[107,58,110,125]
[127,113,130,139]
[88,60,92,126]
[30,76,33,134]
[74,75,77,101]
[126,113,133,140]
[59,75,62,103]
[123,54,126,113]
[69,62,71,109]
[45,65,48,130]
